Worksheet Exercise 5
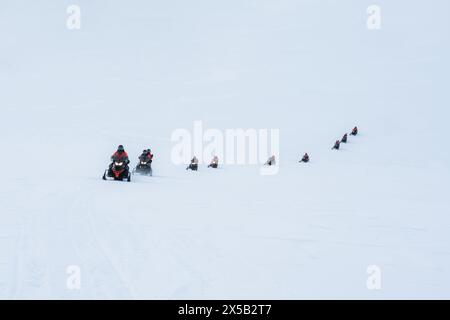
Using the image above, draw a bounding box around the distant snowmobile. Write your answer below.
[133,159,152,176]
[332,140,340,150]
[208,156,219,169]
[350,126,358,136]
[187,156,199,171]
[133,149,153,176]
[102,145,131,182]
[264,155,276,166]
[341,133,348,143]
[300,153,310,163]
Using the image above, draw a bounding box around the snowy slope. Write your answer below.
[1,0,450,299]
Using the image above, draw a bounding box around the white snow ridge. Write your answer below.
[1,0,449,299]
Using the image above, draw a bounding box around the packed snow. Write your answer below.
[1,0,450,299]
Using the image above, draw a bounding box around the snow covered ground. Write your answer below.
[1,0,450,299]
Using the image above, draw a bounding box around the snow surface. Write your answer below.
[1,0,450,299]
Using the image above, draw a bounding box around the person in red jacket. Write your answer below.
[110,145,130,170]
[145,149,154,163]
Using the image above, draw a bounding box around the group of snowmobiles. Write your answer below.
[332,126,358,150]
[264,126,359,166]
[186,155,219,171]
[298,126,358,163]
[102,126,359,181]
[102,145,153,182]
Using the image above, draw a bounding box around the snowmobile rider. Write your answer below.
[265,155,276,166]
[300,153,310,163]
[332,140,340,150]
[146,149,153,163]
[208,156,219,168]
[111,145,130,164]
[139,149,153,164]
[109,145,130,170]
[341,133,348,143]
[187,156,199,171]
[350,126,358,136]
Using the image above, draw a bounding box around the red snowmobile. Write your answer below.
[103,160,131,182]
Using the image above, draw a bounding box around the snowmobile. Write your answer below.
[208,156,219,169]
[300,153,310,163]
[186,163,198,171]
[186,157,199,171]
[132,158,153,176]
[332,140,340,150]
[103,160,131,182]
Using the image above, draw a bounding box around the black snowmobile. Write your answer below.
[186,163,198,171]
[103,160,131,182]
[132,156,153,176]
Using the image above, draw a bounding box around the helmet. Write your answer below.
[117,145,125,152]
[147,149,151,153]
